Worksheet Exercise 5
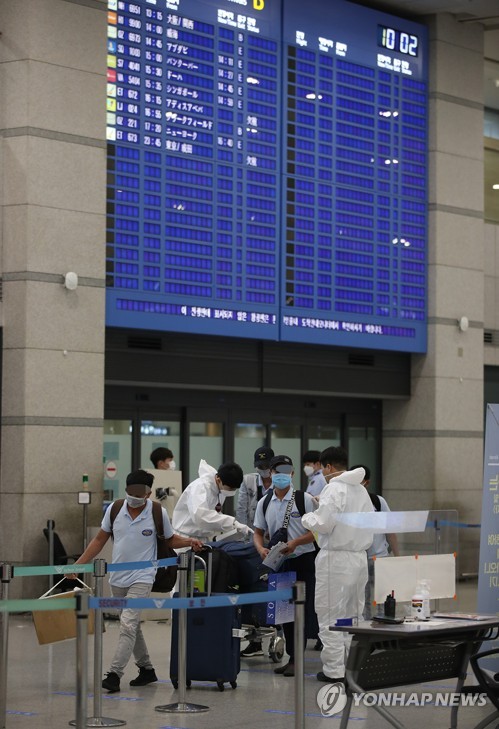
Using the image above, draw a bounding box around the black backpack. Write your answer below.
[191,546,239,593]
[262,487,307,519]
[110,499,178,592]
[369,493,381,512]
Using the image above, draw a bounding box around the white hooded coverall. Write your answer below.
[172,459,251,540]
[301,467,374,679]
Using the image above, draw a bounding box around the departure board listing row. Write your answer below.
[106,0,428,353]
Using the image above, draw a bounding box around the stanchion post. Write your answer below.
[155,551,209,714]
[93,559,106,720]
[47,520,55,591]
[434,517,441,555]
[293,581,306,729]
[70,559,125,727]
[0,564,13,729]
[177,551,189,705]
[74,591,90,729]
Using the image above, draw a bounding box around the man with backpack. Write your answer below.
[253,455,317,677]
[351,464,400,619]
[237,446,274,658]
[73,470,203,694]
[236,446,274,529]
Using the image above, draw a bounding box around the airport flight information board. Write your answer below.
[106,0,428,352]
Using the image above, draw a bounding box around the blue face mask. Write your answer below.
[272,473,291,490]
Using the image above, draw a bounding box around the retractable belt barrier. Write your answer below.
[0,589,293,614]
[433,520,481,529]
[12,556,177,578]
[0,558,305,729]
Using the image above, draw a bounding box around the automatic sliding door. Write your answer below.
[103,419,132,501]
[270,423,301,473]
[307,423,341,454]
[234,422,266,475]
[347,425,379,491]
[139,419,181,471]
[188,421,224,484]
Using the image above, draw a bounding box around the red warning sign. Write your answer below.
[105,461,117,479]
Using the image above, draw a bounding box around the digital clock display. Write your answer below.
[378,25,419,56]
[106,0,428,353]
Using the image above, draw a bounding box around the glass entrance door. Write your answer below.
[106,391,381,493]
[234,422,266,474]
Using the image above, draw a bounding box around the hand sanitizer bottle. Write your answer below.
[411,580,430,619]
[411,582,424,619]
[420,579,430,619]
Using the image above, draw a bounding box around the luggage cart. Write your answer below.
[242,617,285,663]
[208,541,286,664]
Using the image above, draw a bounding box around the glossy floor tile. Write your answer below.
[3,579,497,729]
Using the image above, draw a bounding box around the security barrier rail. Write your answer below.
[0,554,306,729]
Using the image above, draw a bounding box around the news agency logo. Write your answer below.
[315,685,488,716]
[351,692,488,709]
[316,683,347,717]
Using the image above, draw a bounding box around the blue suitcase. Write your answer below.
[169,551,241,691]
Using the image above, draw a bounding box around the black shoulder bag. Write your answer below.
[267,492,296,549]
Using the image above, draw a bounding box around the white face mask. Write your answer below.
[169,460,176,471]
[303,465,314,477]
[126,494,146,508]
[221,488,236,497]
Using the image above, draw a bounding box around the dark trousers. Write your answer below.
[279,550,317,662]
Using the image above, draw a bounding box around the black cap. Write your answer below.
[269,454,293,469]
[303,450,321,464]
[254,446,274,468]
[126,469,154,490]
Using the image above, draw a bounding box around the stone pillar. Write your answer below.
[383,15,485,577]
[0,0,107,596]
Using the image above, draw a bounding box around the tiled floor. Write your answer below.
[3,579,498,729]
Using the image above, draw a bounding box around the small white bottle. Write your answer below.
[411,582,423,619]
[411,580,430,620]
[420,579,431,619]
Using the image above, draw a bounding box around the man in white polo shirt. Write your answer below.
[74,470,203,693]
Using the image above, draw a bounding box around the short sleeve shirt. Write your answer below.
[101,499,174,588]
[367,494,390,559]
[253,487,315,558]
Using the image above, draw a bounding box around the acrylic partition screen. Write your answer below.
[106,0,427,353]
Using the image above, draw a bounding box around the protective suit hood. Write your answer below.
[198,459,217,479]
[172,459,233,539]
[329,466,365,486]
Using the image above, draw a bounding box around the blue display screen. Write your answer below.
[106,0,428,352]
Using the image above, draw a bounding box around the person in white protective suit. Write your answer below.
[301,446,374,683]
[172,459,254,541]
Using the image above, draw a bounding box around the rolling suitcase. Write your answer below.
[170,550,242,691]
